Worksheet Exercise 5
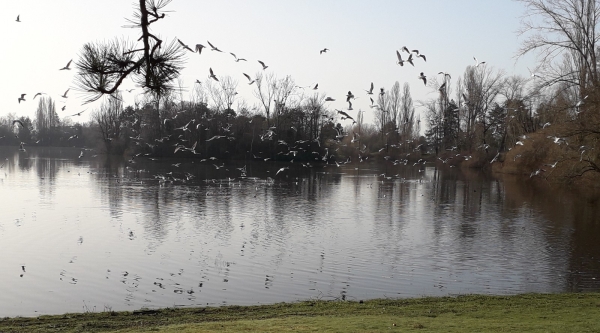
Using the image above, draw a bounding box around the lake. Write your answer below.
[0,146,599,317]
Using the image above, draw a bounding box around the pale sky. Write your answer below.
[1,0,536,128]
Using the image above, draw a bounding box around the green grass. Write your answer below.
[1,293,599,332]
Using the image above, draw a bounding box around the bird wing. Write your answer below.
[209,68,214,76]
[243,73,251,81]
[13,120,25,128]
[63,88,70,96]
[207,40,216,49]
[396,50,402,62]
[370,82,374,92]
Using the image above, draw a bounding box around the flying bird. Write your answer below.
[60,59,73,70]
[325,97,335,102]
[243,73,255,85]
[18,94,26,103]
[346,91,355,102]
[401,46,410,54]
[16,15,20,22]
[207,40,222,52]
[365,82,374,94]
[474,56,486,67]
[258,60,268,70]
[406,53,414,66]
[396,50,405,66]
[61,88,70,98]
[320,48,329,54]
[33,92,45,99]
[276,167,289,176]
[418,54,426,62]
[418,72,427,85]
[70,109,88,117]
[195,44,205,54]
[230,52,246,62]
[177,39,194,52]
[313,83,318,90]
[209,68,219,81]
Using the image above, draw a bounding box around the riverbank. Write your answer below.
[1,293,599,332]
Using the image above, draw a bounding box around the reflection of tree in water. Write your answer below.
[502,175,600,292]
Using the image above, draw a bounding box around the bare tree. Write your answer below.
[253,72,276,126]
[517,0,600,96]
[399,83,416,142]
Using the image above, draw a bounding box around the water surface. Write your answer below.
[0,146,599,317]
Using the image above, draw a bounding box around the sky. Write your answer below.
[0,0,537,128]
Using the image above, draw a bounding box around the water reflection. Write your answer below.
[0,146,598,317]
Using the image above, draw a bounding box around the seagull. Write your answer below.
[16,15,20,22]
[61,88,70,98]
[33,92,45,99]
[401,46,410,54]
[544,161,559,168]
[276,167,289,176]
[195,44,205,54]
[209,68,219,81]
[230,52,246,62]
[490,152,500,164]
[313,83,318,90]
[207,40,222,52]
[69,109,88,117]
[365,82,374,95]
[243,73,255,85]
[346,91,355,102]
[177,39,194,52]
[396,50,405,66]
[13,120,25,128]
[258,60,268,70]
[406,53,414,66]
[418,72,427,85]
[18,94,26,103]
[417,54,426,62]
[325,97,335,102]
[474,56,486,67]
[60,59,73,70]
[438,72,452,79]
[320,48,329,54]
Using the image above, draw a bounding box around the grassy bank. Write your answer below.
[1,293,599,332]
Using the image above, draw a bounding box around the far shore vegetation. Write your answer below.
[2,0,600,190]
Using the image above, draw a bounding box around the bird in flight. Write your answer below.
[16,15,20,22]
[401,46,410,54]
[243,73,255,85]
[258,60,268,70]
[320,48,329,54]
[18,94,26,103]
[230,52,246,62]
[418,72,427,85]
[60,59,73,70]
[194,44,205,54]
[209,68,219,81]
[33,92,45,99]
[365,82,374,94]
[325,97,335,102]
[276,167,289,176]
[406,53,415,66]
[313,83,318,90]
[417,54,426,62]
[61,88,70,98]
[396,50,405,66]
[207,41,222,52]
[13,120,25,128]
[70,109,88,117]
[346,91,355,102]
[177,39,194,52]
[474,56,486,67]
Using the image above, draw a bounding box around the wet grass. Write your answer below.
[1,293,599,332]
